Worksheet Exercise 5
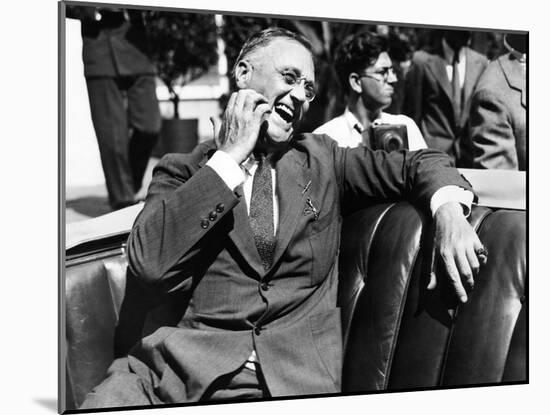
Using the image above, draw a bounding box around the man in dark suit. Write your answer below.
[67,5,161,209]
[81,28,485,408]
[403,30,488,166]
[468,33,526,170]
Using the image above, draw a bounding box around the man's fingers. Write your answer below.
[241,90,269,113]
[255,102,272,119]
[225,92,238,113]
[473,237,488,266]
[427,244,437,290]
[466,246,480,276]
[210,117,220,143]
[427,272,437,290]
[442,252,468,303]
[456,250,475,291]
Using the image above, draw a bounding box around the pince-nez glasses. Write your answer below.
[280,71,316,102]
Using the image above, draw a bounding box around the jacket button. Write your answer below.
[216,203,225,213]
[200,219,209,229]
[261,282,269,291]
[209,211,217,221]
[254,326,261,335]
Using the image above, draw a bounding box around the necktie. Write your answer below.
[452,50,462,125]
[249,155,276,270]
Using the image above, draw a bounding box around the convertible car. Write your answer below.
[61,168,526,412]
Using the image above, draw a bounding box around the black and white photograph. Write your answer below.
[58,1,530,413]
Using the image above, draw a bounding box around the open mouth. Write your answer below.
[274,103,295,124]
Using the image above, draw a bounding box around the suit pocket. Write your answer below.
[309,308,343,388]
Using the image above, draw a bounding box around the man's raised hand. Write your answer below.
[216,89,272,164]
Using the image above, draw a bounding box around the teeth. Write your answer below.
[275,103,294,118]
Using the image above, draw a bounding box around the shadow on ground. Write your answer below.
[66,196,112,219]
[34,398,57,412]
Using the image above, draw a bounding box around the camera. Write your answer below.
[367,123,409,152]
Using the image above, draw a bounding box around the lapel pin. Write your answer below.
[304,197,319,220]
[301,180,312,195]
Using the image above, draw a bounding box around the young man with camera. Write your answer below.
[314,31,426,152]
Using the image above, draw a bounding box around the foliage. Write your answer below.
[144,10,219,117]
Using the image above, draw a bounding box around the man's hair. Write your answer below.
[334,31,388,92]
[232,27,314,79]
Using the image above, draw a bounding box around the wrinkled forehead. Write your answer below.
[248,38,315,79]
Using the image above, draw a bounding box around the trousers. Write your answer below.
[80,359,269,409]
[85,74,161,209]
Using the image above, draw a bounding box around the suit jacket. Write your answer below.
[123,134,472,402]
[403,47,488,165]
[66,5,155,78]
[468,54,526,170]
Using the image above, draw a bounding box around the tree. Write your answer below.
[144,10,219,118]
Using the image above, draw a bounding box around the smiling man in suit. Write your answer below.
[403,30,488,166]
[81,28,486,409]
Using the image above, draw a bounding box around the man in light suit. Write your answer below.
[403,30,488,166]
[468,33,526,170]
[81,28,485,408]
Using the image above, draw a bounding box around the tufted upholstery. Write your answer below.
[63,202,526,410]
[339,203,526,391]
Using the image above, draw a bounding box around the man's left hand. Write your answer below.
[428,202,487,303]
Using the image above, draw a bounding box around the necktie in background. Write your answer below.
[452,50,462,125]
[249,155,276,270]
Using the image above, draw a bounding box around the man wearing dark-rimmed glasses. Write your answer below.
[315,31,426,150]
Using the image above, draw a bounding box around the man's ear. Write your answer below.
[349,73,362,94]
[235,60,253,89]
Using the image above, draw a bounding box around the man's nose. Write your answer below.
[289,80,308,103]
[387,69,398,84]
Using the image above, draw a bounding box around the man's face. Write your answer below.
[359,52,397,112]
[238,38,315,144]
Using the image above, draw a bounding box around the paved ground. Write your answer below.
[65,158,158,224]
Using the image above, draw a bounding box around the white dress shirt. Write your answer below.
[313,108,427,150]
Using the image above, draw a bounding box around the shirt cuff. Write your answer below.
[206,150,245,191]
[430,185,474,218]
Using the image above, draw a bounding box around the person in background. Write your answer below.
[402,30,488,166]
[314,31,426,150]
[66,5,161,209]
[467,33,526,170]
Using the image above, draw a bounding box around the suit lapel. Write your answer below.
[500,55,526,108]
[197,144,265,276]
[427,54,453,106]
[271,147,310,270]
[227,185,266,276]
[461,48,485,124]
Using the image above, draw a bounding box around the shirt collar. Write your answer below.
[241,155,257,177]
[344,107,384,133]
[344,107,364,133]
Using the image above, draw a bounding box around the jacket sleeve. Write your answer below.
[469,88,518,170]
[126,152,242,292]
[328,137,473,214]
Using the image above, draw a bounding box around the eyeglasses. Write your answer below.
[360,66,396,83]
[280,71,316,102]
